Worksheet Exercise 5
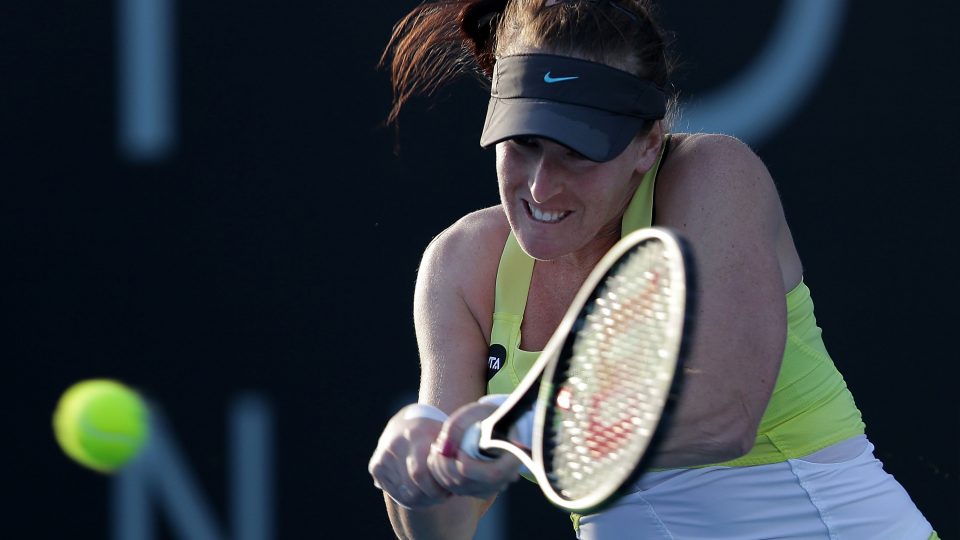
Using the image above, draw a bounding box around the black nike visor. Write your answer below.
[479,54,667,162]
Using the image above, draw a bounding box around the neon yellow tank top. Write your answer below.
[486,137,865,467]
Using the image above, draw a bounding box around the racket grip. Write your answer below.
[459,396,535,462]
[460,394,510,460]
[510,408,534,450]
[460,423,492,461]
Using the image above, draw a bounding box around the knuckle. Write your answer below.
[410,467,432,486]
[385,439,408,456]
[410,472,433,489]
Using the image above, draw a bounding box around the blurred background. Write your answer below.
[5,0,957,538]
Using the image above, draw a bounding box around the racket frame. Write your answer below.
[470,227,695,513]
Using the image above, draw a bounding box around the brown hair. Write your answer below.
[380,0,675,125]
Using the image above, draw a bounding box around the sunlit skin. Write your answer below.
[368,3,837,537]
[496,131,662,267]
[372,130,800,539]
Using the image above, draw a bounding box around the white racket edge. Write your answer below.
[462,394,534,463]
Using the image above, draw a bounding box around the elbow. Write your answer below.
[704,412,761,463]
[726,423,759,461]
[701,424,757,464]
[722,397,763,461]
[652,422,757,468]
[718,386,769,461]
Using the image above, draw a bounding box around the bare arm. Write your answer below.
[651,134,790,467]
[373,209,511,539]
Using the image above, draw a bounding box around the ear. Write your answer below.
[632,121,664,175]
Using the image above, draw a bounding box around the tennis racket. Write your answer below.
[460,226,695,514]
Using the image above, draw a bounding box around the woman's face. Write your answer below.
[496,133,658,262]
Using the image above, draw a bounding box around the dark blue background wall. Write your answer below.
[6,1,957,538]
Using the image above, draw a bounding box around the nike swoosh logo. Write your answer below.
[543,72,579,83]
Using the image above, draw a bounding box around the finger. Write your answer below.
[435,401,500,461]
[428,445,520,498]
[456,452,521,487]
[369,450,404,494]
[378,469,430,510]
[383,469,449,510]
[383,482,418,510]
[376,438,450,508]
[407,453,450,500]
[427,446,458,491]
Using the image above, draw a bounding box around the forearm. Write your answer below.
[385,493,487,540]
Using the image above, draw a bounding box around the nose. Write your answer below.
[529,158,563,203]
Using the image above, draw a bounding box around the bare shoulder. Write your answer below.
[420,205,510,288]
[657,133,783,231]
[416,204,510,337]
[663,133,775,193]
[414,205,510,409]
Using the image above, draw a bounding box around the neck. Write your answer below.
[551,223,621,274]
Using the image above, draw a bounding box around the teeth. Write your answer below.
[529,203,569,223]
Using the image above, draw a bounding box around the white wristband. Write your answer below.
[401,403,449,423]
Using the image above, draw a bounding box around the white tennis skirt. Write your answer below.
[576,436,935,539]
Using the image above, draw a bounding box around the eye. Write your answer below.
[566,148,590,161]
[511,136,539,148]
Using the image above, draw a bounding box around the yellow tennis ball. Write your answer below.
[53,379,150,473]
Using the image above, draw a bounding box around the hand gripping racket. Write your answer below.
[461,227,695,514]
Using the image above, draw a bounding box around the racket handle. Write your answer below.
[460,394,535,461]
[510,408,534,450]
[461,422,491,461]
[461,394,511,460]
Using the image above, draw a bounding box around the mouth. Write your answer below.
[524,200,572,224]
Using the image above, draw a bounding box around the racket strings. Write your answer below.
[546,240,683,501]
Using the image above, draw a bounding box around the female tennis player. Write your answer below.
[367,1,938,538]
